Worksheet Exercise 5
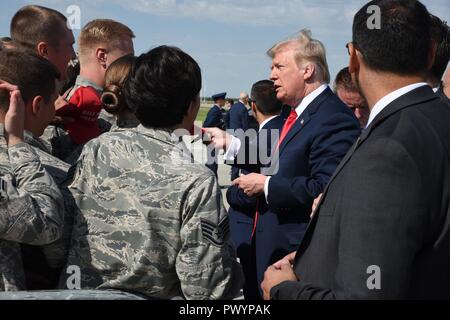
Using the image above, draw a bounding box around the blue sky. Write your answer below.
[1,0,449,98]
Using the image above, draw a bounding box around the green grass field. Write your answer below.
[196,104,212,123]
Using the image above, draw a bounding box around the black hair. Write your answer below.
[251,80,282,116]
[429,14,450,82]
[123,46,202,128]
[0,49,60,109]
[353,0,431,75]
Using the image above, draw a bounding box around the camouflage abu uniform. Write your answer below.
[0,141,64,291]
[0,126,74,275]
[62,125,244,299]
[64,113,140,165]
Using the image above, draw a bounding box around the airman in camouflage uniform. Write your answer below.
[0,142,64,291]
[0,125,76,290]
[0,50,73,290]
[62,125,244,299]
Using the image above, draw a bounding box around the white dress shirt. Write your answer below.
[258,115,278,132]
[366,82,429,128]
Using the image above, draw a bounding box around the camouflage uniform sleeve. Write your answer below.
[176,175,244,300]
[0,143,64,245]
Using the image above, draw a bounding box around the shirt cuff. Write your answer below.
[264,176,271,204]
[223,136,241,161]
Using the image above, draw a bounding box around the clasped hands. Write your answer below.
[261,251,298,300]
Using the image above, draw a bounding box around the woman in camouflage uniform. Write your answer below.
[62,46,243,300]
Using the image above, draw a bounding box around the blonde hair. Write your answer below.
[78,19,135,58]
[267,29,330,84]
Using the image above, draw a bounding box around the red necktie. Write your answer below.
[252,110,299,239]
[277,110,298,150]
[252,199,260,239]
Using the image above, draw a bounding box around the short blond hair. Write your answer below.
[78,19,135,58]
[267,29,330,84]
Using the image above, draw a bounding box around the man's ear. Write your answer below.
[348,44,360,75]
[96,48,107,69]
[31,96,44,116]
[427,40,437,71]
[303,63,315,82]
[251,101,257,114]
[36,42,49,58]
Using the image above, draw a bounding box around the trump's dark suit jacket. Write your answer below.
[271,86,450,300]
[231,87,360,291]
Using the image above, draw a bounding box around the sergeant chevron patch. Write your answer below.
[201,217,230,247]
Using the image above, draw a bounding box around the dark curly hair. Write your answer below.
[123,45,202,128]
[429,14,450,83]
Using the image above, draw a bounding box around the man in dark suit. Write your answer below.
[203,92,227,176]
[428,14,450,107]
[262,0,450,300]
[227,80,285,300]
[205,30,360,296]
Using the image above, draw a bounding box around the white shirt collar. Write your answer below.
[259,115,278,132]
[366,82,428,128]
[294,84,328,117]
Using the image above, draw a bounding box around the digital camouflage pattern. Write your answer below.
[0,142,64,291]
[63,112,140,165]
[0,126,74,271]
[63,125,244,300]
[109,114,140,132]
[0,289,145,300]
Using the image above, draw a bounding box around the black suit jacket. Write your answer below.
[271,85,450,300]
[436,86,450,107]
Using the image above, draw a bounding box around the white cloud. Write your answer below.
[112,0,357,28]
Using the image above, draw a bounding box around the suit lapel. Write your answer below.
[295,85,439,261]
[278,88,333,155]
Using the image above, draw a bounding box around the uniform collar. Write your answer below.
[0,124,51,154]
[74,76,103,94]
